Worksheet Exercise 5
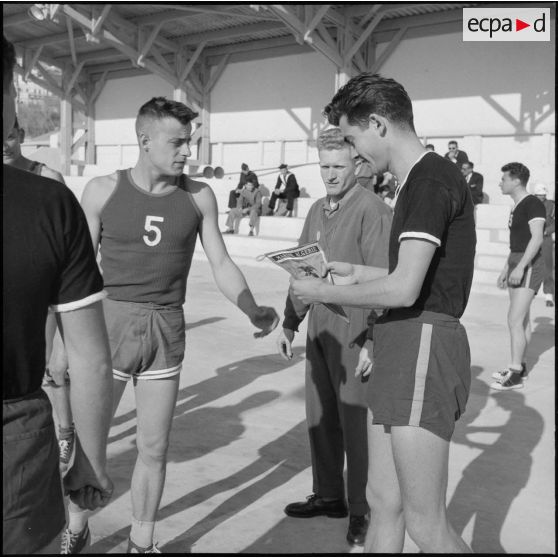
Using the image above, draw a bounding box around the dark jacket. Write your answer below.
[444,149,469,167]
[275,172,300,197]
[465,171,484,204]
[238,170,259,189]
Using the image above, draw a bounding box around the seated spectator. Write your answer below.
[238,162,259,188]
[223,181,262,236]
[267,163,300,217]
[461,161,484,205]
[444,140,469,166]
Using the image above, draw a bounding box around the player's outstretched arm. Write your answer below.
[193,182,279,337]
[58,301,114,509]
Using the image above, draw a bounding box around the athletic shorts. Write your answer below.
[3,389,65,554]
[507,251,544,293]
[104,298,185,381]
[368,309,471,442]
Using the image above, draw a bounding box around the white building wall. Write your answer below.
[92,26,554,203]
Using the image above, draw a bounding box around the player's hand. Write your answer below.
[64,443,113,511]
[496,271,507,289]
[277,328,295,360]
[251,306,280,338]
[290,276,325,305]
[355,339,373,381]
[507,265,524,287]
[326,261,358,285]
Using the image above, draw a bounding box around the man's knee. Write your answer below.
[136,434,170,468]
[404,507,445,547]
[367,477,402,518]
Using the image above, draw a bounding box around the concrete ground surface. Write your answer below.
[80,254,555,555]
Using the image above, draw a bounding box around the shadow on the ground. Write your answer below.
[449,366,544,553]
[525,316,554,376]
[90,351,305,553]
[160,419,311,553]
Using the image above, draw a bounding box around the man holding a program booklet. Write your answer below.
[274,127,392,547]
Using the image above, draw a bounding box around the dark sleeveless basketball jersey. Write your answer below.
[100,169,201,306]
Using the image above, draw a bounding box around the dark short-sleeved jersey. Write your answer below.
[3,165,105,400]
[390,152,476,318]
[508,195,546,252]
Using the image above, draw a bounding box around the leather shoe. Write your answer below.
[284,494,348,518]
[346,514,369,546]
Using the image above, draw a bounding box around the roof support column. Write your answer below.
[85,102,96,164]
[60,94,72,175]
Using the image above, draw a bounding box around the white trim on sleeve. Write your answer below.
[528,217,546,224]
[51,290,107,313]
[399,231,441,247]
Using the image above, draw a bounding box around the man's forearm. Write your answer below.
[213,257,259,317]
[353,264,389,283]
[516,237,543,270]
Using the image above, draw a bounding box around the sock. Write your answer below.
[509,363,523,372]
[68,501,90,534]
[130,518,155,548]
[545,293,553,301]
[59,424,75,440]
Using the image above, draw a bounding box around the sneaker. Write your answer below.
[490,370,524,390]
[222,229,235,234]
[546,300,554,307]
[346,514,369,546]
[284,493,348,518]
[265,209,274,216]
[61,523,90,554]
[59,433,75,468]
[127,539,162,554]
[248,230,254,236]
[492,363,527,381]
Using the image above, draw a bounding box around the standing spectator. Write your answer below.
[425,143,435,152]
[267,163,300,216]
[4,117,76,470]
[292,73,475,554]
[444,140,469,166]
[3,35,113,555]
[532,183,555,307]
[492,163,545,390]
[277,127,392,546]
[223,180,262,236]
[461,161,484,205]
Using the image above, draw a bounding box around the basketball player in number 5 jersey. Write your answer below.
[64,97,279,554]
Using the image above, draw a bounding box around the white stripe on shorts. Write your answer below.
[524,264,532,288]
[409,323,433,427]
[112,364,182,382]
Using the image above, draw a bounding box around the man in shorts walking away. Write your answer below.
[290,73,475,553]
[65,97,279,554]
[3,35,114,555]
[277,128,392,546]
[492,163,545,390]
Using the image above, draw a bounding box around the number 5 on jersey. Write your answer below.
[143,215,164,246]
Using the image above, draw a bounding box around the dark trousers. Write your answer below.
[3,389,65,554]
[305,327,369,516]
[542,236,554,296]
[268,190,297,212]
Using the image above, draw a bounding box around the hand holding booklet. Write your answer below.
[259,241,349,323]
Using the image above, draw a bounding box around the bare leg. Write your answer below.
[131,375,180,522]
[391,426,471,553]
[363,422,405,553]
[507,287,535,366]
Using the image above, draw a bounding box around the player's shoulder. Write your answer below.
[81,171,119,207]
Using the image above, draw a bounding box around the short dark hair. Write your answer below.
[241,163,249,171]
[323,73,415,131]
[136,97,198,134]
[3,36,16,90]
[317,127,350,151]
[501,162,530,186]
[425,143,435,150]
[463,161,474,169]
[448,140,458,147]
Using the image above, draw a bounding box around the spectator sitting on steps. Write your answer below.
[266,163,300,217]
[223,180,262,236]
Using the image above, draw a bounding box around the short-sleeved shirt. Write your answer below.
[3,165,106,400]
[390,152,476,318]
[508,195,546,252]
